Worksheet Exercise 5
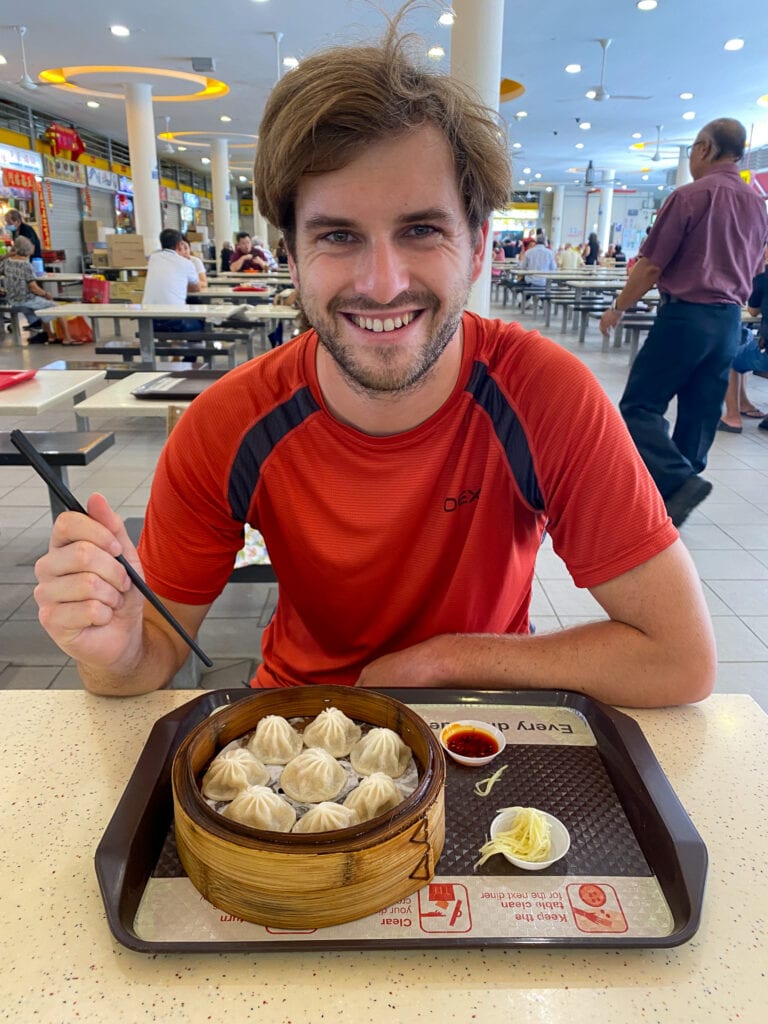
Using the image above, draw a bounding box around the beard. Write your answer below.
[297,278,472,395]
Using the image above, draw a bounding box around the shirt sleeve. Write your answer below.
[185,259,198,286]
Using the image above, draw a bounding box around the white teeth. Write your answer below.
[351,311,416,332]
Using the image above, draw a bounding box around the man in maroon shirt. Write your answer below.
[601,118,768,527]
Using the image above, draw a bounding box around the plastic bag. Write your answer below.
[82,275,110,303]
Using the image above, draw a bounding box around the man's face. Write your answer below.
[688,135,711,179]
[288,125,486,395]
[236,236,253,255]
[178,240,190,257]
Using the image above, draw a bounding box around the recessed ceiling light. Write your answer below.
[657,184,664,190]
[438,10,455,26]
[642,174,649,180]
[110,25,130,37]
[427,45,445,60]
[682,111,696,120]
[575,142,585,149]
[201,157,211,165]
[758,95,768,108]
[523,166,532,174]
[86,100,100,109]
[177,146,187,152]
[585,89,597,100]
[724,38,744,51]
[220,115,232,123]
[545,186,553,192]
[565,63,581,74]
[239,175,247,182]
[534,172,542,179]
[515,110,528,118]
[631,132,642,139]
[679,91,694,100]
[518,179,526,185]
[0,54,7,66]
[579,121,591,130]
[512,142,522,149]
[250,0,270,4]
[282,57,299,69]
[636,0,658,10]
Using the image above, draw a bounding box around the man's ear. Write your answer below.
[470,221,490,284]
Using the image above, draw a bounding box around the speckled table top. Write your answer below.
[1,691,765,1024]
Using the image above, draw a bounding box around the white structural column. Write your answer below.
[210,137,232,254]
[251,181,271,246]
[550,185,565,250]
[451,0,505,315]
[597,169,615,254]
[123,83,162,255]
[675,145,692,187]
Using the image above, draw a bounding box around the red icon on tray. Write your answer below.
[566,882,628,933]
[417,882,472,932]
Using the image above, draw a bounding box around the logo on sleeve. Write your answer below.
[443,488,481,512]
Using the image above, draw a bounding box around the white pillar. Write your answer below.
[210,137,232,255]
[123,82,162,256]
[251,177,270,245]
[451,0,505,316]
[675,145,692,187]
[550,185,565,250]
[597,169,615,254]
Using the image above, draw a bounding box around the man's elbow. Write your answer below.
[661,634,717,707]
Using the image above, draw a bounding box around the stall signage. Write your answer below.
[86,166,118,191]
[2,168,36,191]
[239,198,254,215]
[118,175,133,194]
[199,196,212,210]
[0,143,43,175]
[182,191,200,208]
[43,155,86,185]
[165,187,184,204]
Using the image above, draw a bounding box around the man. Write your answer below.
[557,244,583,271]
[600,119,768,526]
[520,235,557,289]
[142,228,204,335]
[4,209,42,262]
[227,233,269,273]
[33,9,714,708]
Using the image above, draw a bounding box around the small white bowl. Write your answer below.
[439,720,506,767]
[489,807,571,870]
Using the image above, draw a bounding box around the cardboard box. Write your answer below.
[91,251,110,267]
[108,233,145,249]
[82,219,103,243]
[109,281,145,301]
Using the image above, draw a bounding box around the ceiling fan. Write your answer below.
[0,25,55,92]
[587,38,651,102]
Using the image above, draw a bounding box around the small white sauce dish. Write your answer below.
[490,807,571,870]
[438,719,506,767]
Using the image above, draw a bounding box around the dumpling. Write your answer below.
[280,747,347,803]
[343,772,403,821]
[302,706,362,757]
[350,727,411,778]
[247,715,303,764]
[221,785,296,831]
[292,802,360,834]
[201,747,269,800]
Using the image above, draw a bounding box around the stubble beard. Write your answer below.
[298,280,472,396]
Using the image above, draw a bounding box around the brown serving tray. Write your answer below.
[95,689,707,953]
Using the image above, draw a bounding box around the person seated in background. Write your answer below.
[520,233,557,299]
[557,243,583,270]
[492,239,505,261]
[0,236,58,343]
[4,208,42,262]
[142,228,204,335]
[228,232,269,272]
[274,236,289,266]
[252,237,278,271]
[613,244,627,265]
[180,236,207,289]
[219,240,234,272]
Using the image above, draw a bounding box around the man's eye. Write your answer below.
[323,231,354,244]
[408,224,438,238]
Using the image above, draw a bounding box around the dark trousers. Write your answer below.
[619,300,740,499]
[152,317,206,334]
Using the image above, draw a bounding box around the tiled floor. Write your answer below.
[2,305,767,711]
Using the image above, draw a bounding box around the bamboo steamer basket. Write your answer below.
[172,686,446,929]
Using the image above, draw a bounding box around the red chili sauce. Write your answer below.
[445,727,498,759]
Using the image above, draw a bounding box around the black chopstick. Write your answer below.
[10,429,213,668]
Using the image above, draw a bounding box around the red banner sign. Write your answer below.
[2,168,36,191]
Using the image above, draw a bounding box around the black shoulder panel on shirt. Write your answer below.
[227,385,320,520]
[465,360,544,512]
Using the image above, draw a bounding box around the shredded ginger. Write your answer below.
[473,763,508,797]
[475,806,552,868]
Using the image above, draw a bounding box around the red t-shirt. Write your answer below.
[139,312,676,687]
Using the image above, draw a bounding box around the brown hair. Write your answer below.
[253,4,511,251]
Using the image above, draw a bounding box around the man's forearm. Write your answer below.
[614,257,661,311]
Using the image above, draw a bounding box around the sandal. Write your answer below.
[740,408,766,418]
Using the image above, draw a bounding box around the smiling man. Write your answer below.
[33,8,715,708]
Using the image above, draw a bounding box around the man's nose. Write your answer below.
[353,240,410,305]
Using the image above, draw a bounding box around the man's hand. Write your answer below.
[600,307,623,335]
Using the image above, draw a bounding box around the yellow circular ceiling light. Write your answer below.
[157,130,258,149]
[38,65,229,102]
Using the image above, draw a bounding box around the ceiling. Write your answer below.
[1,0,767,199]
